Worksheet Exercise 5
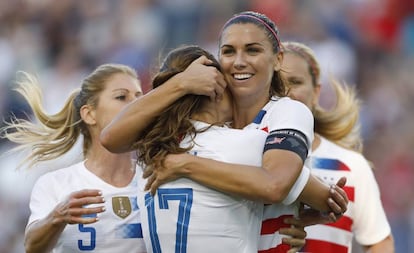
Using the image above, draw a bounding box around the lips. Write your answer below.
[233,73,253,80]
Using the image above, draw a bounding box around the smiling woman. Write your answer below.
[0,64,147,253]
[100,11,349,253]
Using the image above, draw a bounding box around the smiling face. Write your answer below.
[282,52,320,111]
[219,23,281,104]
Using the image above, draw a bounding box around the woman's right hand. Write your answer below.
[143,153,191,195]
[178,56,227,101]
[51,189,105,225]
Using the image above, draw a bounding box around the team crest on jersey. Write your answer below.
[112,196,132,219]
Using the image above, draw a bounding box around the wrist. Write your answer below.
[169,72,190,96]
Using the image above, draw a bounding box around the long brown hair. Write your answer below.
[134,45,221,168]
[1,64,138,168]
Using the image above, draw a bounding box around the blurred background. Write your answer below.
[0,0,413,252]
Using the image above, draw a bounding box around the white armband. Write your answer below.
[282,165,311,205]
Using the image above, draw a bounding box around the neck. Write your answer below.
[84,140,135,187]
[232,95,268,129]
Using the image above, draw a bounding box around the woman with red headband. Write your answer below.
[101,11,349,253]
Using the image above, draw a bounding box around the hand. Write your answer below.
[179,56,227,101]
[143,153,190,195]
[326,177,348,218]
[297,204,338,226]
[280,216,307,253]
[51,189,105,225]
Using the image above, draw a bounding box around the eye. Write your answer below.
[288,78,303,86]
[221,47,234,55]
[247,47,261,54]
[115,95,127,101]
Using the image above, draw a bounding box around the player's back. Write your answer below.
[138,121,266,253]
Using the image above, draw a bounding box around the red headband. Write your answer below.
[222,14,281,50]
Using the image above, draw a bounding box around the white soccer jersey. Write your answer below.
[27,161,146,253]
[137,121,267,253]
[244,97,314,253]
[301,136,391,253]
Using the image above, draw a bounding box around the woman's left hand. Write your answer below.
[280,216,307,253]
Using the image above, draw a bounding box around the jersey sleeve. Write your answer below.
[26,174,59,228]
[352,157,391,245]
[266,98,314,205]
[266,98,314,152]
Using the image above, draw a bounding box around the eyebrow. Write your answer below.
[221,42,265,48]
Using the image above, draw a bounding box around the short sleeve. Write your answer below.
[26,174,59,228]
[352,157,391,245]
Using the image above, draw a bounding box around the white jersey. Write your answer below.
[244,97,314,253]
[137,121,267,253]
[27,161,146,253]
[301,137,391,253]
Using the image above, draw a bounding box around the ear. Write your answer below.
[80,104,96,125]
[273,52,284,72]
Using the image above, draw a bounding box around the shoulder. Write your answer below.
[35,162,83,184]
[318,137,371,170]
[269,97,312,114]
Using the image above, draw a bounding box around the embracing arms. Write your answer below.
[100,56,226,153]
[144,149,348,213]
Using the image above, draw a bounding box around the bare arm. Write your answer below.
[363,235,395,253]
[25,190,105,253]
[145,151,347,212]
[100,56,226,153]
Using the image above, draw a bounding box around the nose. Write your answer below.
[233,52,246,69]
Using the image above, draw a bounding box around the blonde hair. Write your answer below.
[283,41,363,152]
[1,63,138,168]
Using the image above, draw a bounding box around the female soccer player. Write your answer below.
[1,64,147,252]
[282,41,394,253]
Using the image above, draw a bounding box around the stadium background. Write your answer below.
[0,0,413,252]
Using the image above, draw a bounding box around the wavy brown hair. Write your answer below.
[283,41,363,152]
[134,45,221,168]
[1,64,138,168]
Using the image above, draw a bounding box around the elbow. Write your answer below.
[262,184,290,204]
[100,130,124,154]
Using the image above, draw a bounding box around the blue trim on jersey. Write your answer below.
[158,188,193,253]
[130,196,139,211]
[115,223,143,238]
[145,193,162,253]
[312,157,350,171]
[253,109,267,124]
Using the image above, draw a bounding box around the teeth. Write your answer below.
[233,73,252,80]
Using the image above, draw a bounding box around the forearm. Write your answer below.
[181,155,293,203]
[297,175,331,211]
[364,235,395,253]
[25,215,66,253]
[101,74,188,153]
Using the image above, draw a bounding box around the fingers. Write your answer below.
[328,184,348,214]
[53,189,107,225]
[142,167,153,179]
[65,206,106,224]
[145,173,157,192]
[335,176,347,188]
[282,236,306,248]
[71,189,103,199]
[283,217,306,228]
[193,55,213,65]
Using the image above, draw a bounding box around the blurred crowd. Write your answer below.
[0,0,413,252]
